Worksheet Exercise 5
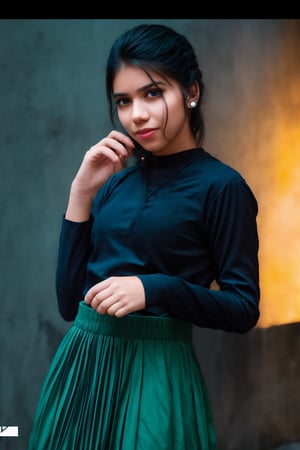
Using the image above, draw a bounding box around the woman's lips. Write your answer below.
[136,128,157,139]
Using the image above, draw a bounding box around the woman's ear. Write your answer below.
[186,82,200,109]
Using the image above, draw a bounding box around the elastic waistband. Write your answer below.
[74,301,192,342]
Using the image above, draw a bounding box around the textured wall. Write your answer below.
[0,19,299,450]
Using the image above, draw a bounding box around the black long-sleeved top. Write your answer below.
[56,148,260,332]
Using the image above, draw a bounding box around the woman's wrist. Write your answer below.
[65,188,94,222]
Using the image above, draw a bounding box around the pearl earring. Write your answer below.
[190,101,197,108]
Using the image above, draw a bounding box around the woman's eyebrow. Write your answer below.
[113,81,165,98]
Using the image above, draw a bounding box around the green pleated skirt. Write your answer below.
[29,301,217,449]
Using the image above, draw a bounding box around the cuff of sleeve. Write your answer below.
[62,214,93,225]
[137,273,173,308]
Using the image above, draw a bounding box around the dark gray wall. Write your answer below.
[1,19,300,450]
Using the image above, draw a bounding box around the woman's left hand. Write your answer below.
[84,276,146,317]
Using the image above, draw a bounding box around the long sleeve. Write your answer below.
[138,178,260,333]
[55,217,93,320]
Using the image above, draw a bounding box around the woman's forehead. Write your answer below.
[113,64,173,93]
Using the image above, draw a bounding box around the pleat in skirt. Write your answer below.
[29,301,217,449]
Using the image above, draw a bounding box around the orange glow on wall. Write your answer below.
[258,121,300,327]
[256,23,300,327]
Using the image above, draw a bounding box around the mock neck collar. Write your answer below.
[144,148,202,168]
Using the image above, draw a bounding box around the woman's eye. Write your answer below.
[147,89,162,98]
[116,98,129,106]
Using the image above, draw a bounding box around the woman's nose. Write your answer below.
[131,101,149,121]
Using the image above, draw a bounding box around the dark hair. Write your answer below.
[106,24,205,153]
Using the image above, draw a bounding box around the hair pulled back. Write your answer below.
[106,24,205,146]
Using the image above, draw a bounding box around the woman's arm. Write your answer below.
[138,178,260,333]
[56,131,134,320]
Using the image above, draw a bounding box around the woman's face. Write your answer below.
[112,64,197,156]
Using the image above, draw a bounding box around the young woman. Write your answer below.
[29,23,260,449]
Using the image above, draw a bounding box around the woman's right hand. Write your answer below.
[65,130,135,222]
[71,130,135,198]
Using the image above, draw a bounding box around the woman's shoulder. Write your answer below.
[195,148,246,184]
[197,149,257,208]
